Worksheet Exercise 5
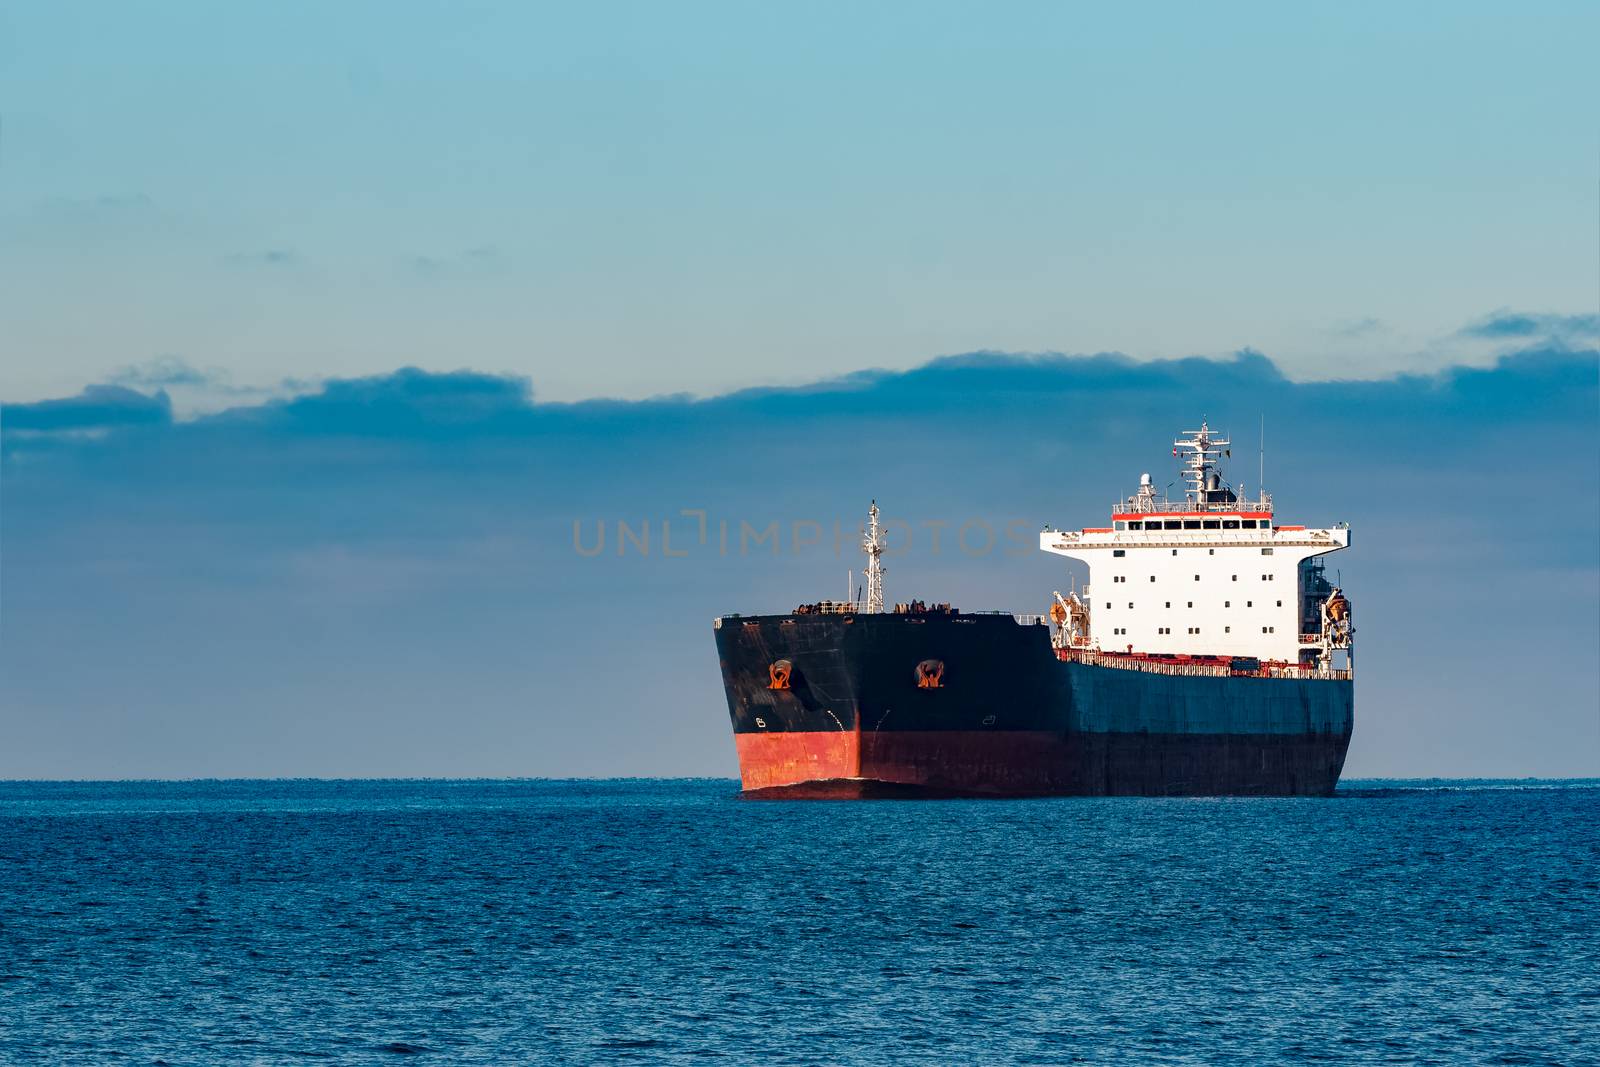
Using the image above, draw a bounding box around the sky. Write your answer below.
[1,1,1597,406]
[1,3,1597,779]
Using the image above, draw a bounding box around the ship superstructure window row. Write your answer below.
[1115,518,1271,531]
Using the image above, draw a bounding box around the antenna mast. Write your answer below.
[1172,420,1230,504]
[862,500,885,614]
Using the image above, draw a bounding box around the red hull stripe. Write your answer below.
[738,730,1065,794]
[735,729,1349,797]
[734,732,860,791]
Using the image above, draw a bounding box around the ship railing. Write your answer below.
[1071,651,1229,677]
[1068,649,1352,681]
[1112,497,1273,515]
[1267,666,1354,681]
[963,610,1048,625]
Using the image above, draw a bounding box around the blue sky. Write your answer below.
[2,1,1596,405]
[1,5,1596,778]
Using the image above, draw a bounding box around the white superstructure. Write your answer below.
[1041,421,1353,668]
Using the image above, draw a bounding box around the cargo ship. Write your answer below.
[712,421,1355,797]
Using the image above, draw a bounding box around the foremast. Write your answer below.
[862,500,886,613]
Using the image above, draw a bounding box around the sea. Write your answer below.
[1,779,1596,1066]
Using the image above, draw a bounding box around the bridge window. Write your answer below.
[1223,519,1239,529]
[1203,520,1220,530]
[1183,520,1201,530]
[1164,520,1182,530]
[1115,521,1127,531]
[1127,521,1142,530]
[1241,520,1257,529]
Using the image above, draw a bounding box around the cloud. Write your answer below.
[1,384,171,433]
[1457,310,1599,341]
[2,192,169,247]
[30,192,157,218]
[408,245,506,279]
[206,366,535,438]
[223,248,298,267]
[1324,317,1385,339]
[109,357,215,389]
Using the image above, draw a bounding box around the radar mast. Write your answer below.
[1173,420,1234,506]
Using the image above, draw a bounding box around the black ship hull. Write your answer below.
[714,612,1353,798]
